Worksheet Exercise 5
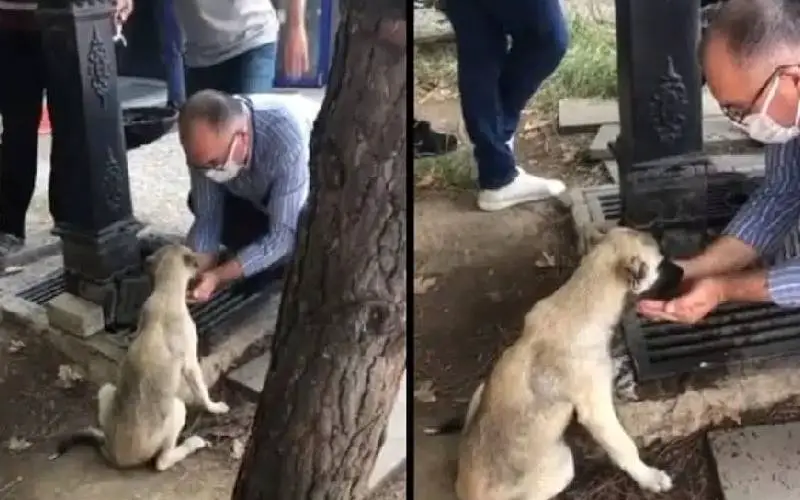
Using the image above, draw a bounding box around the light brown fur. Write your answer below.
[56,244,229,470]
[455,227,674,500]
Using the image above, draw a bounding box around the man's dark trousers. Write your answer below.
[444,0,569,190]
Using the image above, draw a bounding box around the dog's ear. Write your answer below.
[144,252,158,277]
[619,255,648,290]
[582,222,615,251]
[182,252,200,269]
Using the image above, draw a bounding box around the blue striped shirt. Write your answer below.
[185,98,311,277]
[724,137,800,306]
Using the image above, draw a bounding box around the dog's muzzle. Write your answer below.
[638,259,684,300]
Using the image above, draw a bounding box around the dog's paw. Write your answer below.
[207,401,230,414]
[184,435,209,451]
[636,466,673,492]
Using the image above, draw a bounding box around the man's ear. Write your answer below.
[619,255,648,290]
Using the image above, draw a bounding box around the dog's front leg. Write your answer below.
[573,383,672,493]
[182,359,229,415]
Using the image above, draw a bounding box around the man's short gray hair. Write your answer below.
[178,89,246,136]
[705,0,800,65]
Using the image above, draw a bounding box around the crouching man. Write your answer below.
[178,89,312,301]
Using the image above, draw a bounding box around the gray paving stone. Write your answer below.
[589,118,757,161]
[226,353,272,396]
[602,153,765,184]
[558,87,725,134]
[709,422,800,500]
[45,292,105,338]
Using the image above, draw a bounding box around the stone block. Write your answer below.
[589,118,757,161]
[45,292,105,338]
[709,422,800,500]
[226,353,272,396]
[558,87,725,134]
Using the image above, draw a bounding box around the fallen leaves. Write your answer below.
[55,364,85,389]
[6,437,32,452]
[230,438,246,460]
[413,380,437,403]
[7,340,24,353]
[414,276,437,295]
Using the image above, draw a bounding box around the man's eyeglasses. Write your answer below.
[720,64,796,124]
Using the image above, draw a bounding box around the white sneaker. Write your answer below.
[477,167,566,212]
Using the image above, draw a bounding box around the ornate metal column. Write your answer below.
[37,0,147,329]
[613,0,709,258]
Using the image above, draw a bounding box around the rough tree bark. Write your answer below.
[230,0,407,498]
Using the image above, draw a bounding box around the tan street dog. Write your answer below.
[430,227,683,500]
[53,244,230,470]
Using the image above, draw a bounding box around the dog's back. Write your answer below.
[455,227,665,500]
[102,245,199,467]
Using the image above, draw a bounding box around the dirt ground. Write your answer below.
[0,323,257,500]
[412,98,724,499]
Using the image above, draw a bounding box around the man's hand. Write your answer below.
[114,0,133,25]
[638,277,726,324]
[189,271,220,303]
[283,24,310,79]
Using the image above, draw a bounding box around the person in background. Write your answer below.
[0,0,132,258]
[639,0,800,324]
[442,0,569,212]
[174,0,310,97]
[159,0,185,108]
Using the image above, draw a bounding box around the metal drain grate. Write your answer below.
[622,303,800,381]
[15,270,275,337]
[599,173,761,225]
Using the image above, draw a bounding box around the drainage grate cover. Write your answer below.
[622,303,800,381]
[15,270,275,337]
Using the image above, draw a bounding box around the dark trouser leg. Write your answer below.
[444,0,516,190]
[159,0,186,107]
[184,43,277,98]
[497,0,569,143]
[0,29,45,241]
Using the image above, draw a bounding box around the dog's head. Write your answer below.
[588,226,684,299]
[144,244,201,282]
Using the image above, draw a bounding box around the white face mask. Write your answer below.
[738,76,800,144]
[204,136,245,183]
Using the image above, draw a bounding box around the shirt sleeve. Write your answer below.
[185,167,226,255]
[235,119,309,277]
[722,138,800,305]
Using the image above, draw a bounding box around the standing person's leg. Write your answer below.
[444,0,565,211]
[160,0,186,107]
[497,0,569,149]
[444,0,514,191]
[219,42,277,94]
[0,29,45,253]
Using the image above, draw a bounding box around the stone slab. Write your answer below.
[45,292,105,338]
[558,87,725,135]
[414,8,453,44]
[602,152,766,184]
[709,422,800,500]
[589,118,758,161]
[0,233,61,268]
[369,371,407,488]
[226,352,272,396]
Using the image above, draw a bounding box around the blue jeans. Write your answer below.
[185,43,277,97]
[160,0,185,106]
[444,0,569,190]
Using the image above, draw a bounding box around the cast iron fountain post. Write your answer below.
[37,0,149,329]
[614,0,709,257]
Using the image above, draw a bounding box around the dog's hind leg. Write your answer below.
[523,441,575,500]
[154,398,209,471]
[574,384,672,493]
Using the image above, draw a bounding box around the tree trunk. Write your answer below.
[230,0,407,498]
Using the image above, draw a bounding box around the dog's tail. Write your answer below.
[422,416,466,436]
[50,427,106,460]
